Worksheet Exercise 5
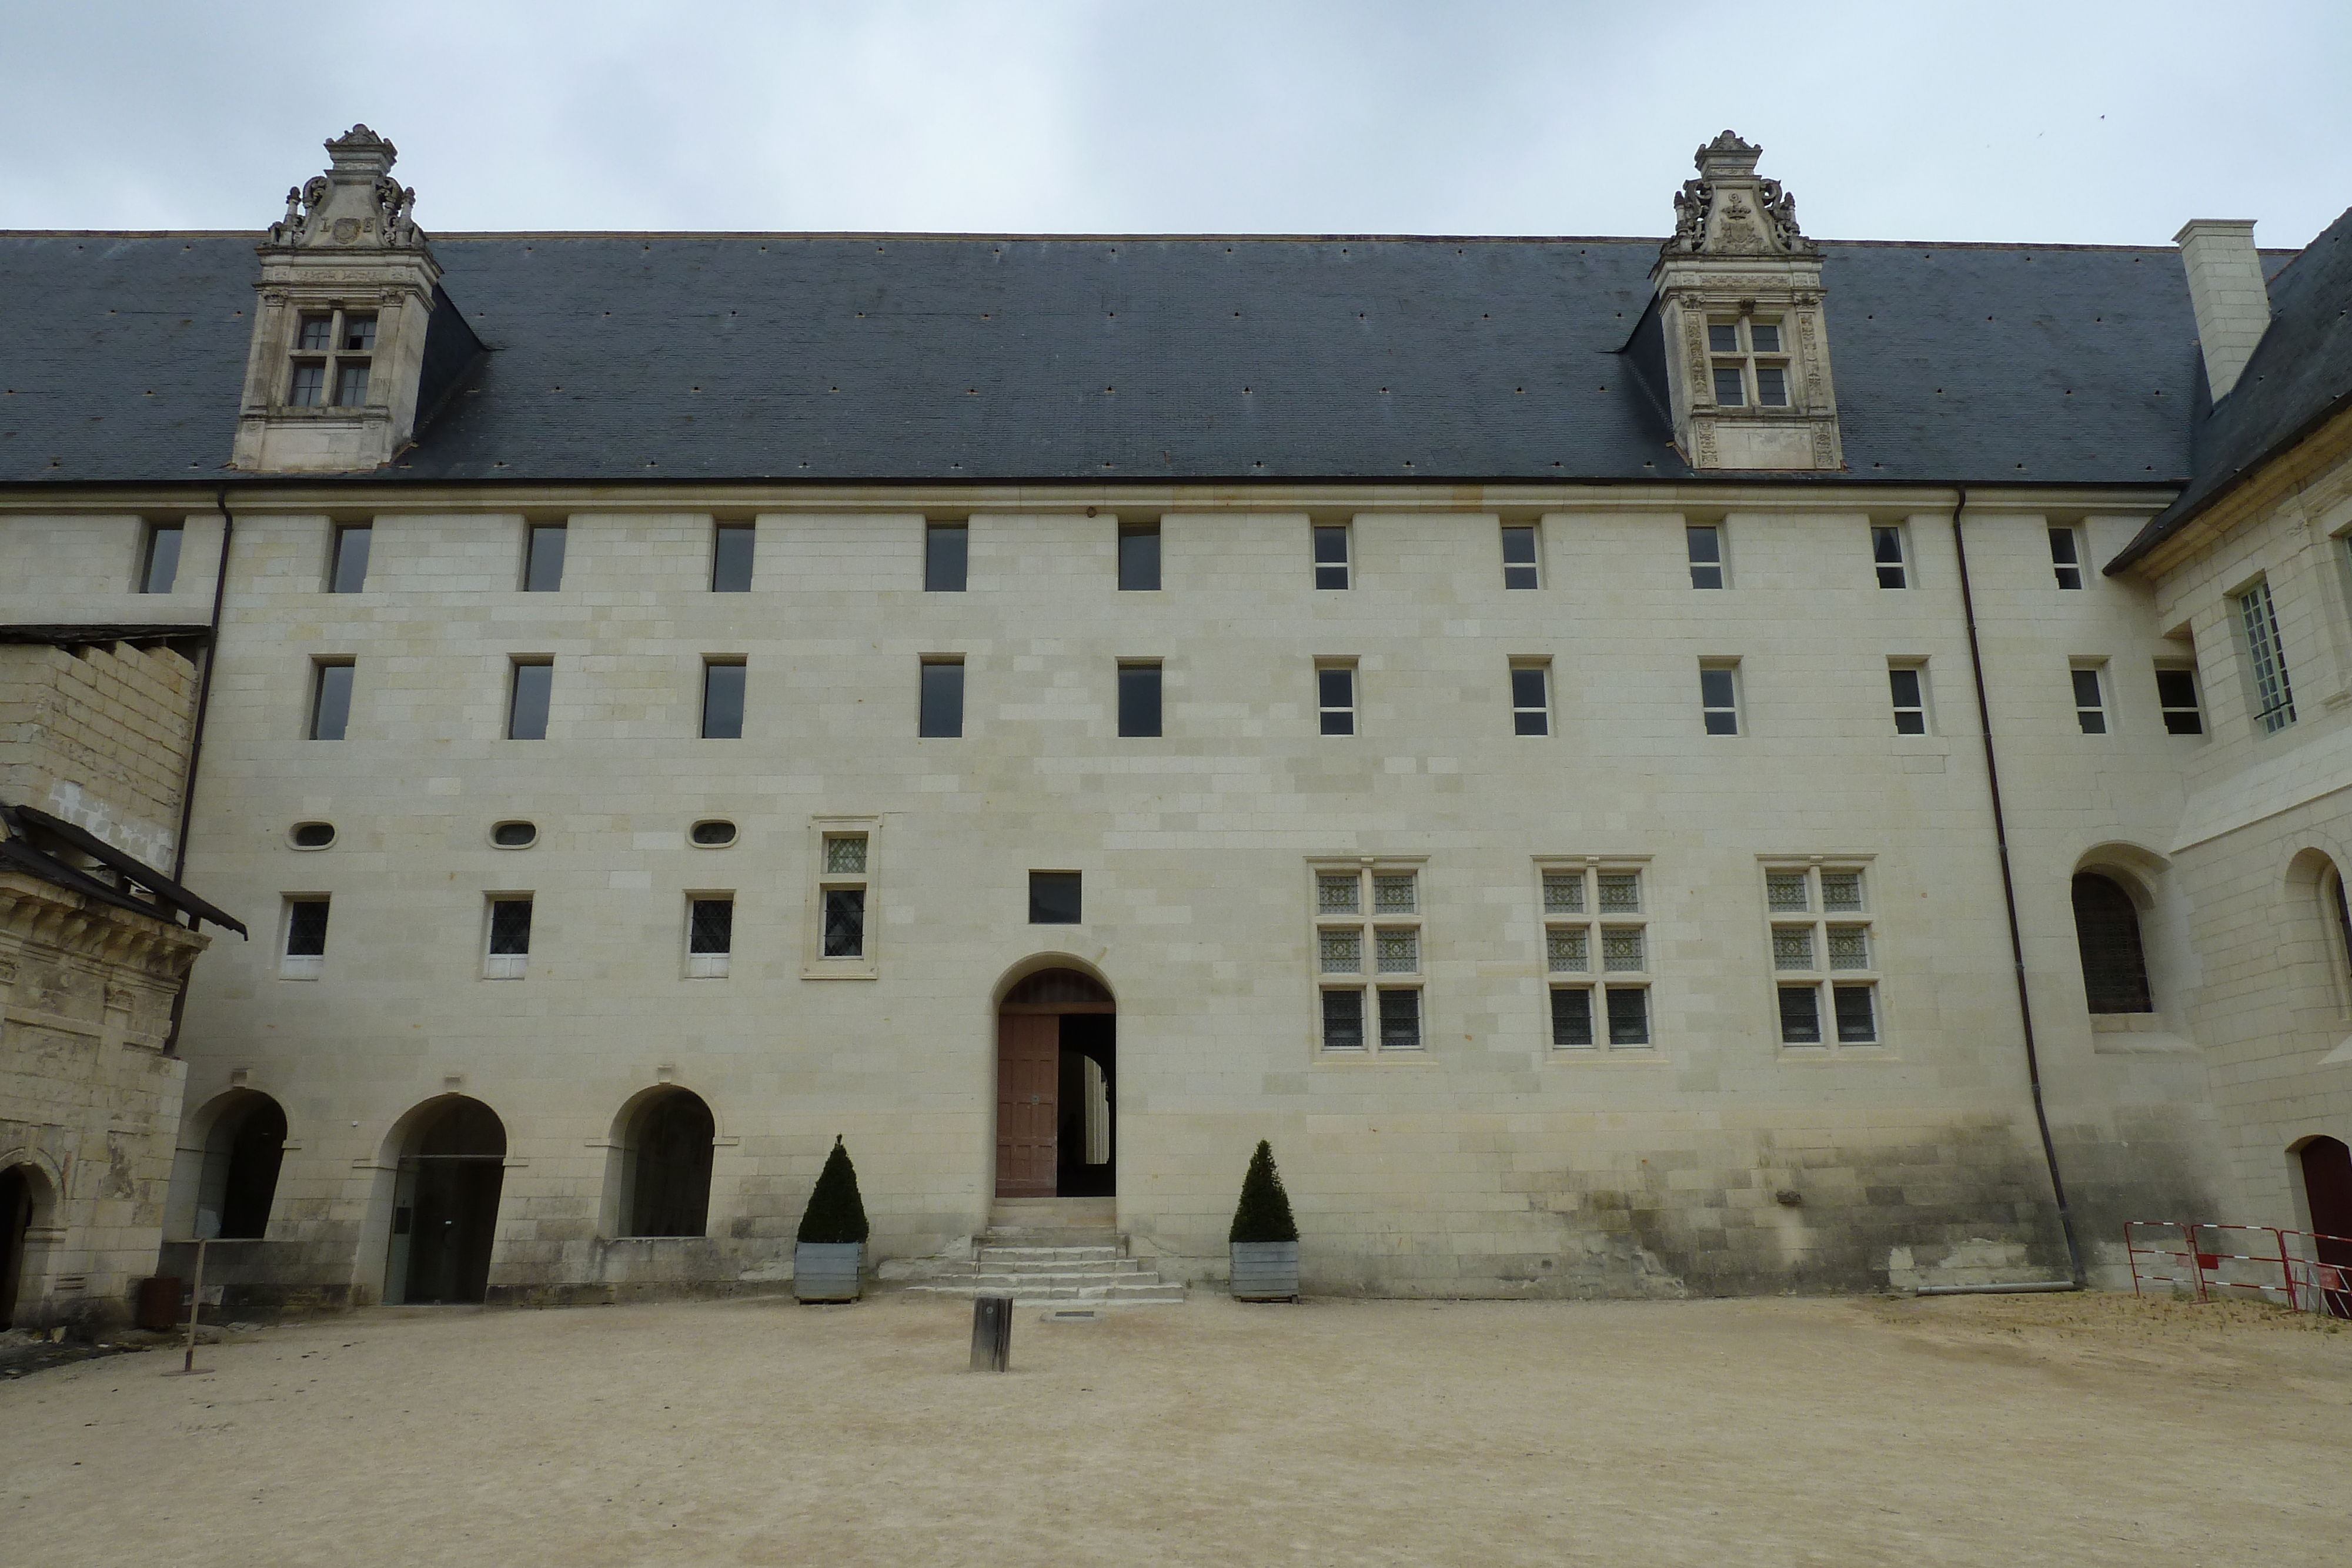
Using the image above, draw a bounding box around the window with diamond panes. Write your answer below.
[485,896,532,980]
[687,897,733,979]
[1541,864,1649,1049]
[819,833,868,961]
[1765,864,1879,1047]
[1314,865,1422,1052]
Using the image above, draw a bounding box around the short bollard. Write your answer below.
[970,1293,1012,1372]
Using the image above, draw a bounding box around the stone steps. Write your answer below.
[897,1209,1183,1306]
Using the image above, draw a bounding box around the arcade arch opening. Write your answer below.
[384,1096,506,1305]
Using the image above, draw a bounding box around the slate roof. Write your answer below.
[2110,207,2352,570]
[0,229,2223,489]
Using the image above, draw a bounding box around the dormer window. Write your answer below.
[283,307,376,408]
[1709,319,1790,408]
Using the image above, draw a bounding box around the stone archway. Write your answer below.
[383,1096,506,1305]
[994,965,1116,1200]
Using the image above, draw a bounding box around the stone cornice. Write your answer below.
[0,869,209,981]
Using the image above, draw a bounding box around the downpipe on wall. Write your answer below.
[162,487,236,1055]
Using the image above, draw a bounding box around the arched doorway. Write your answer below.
[385,1097,506,1305]
[996,967,1116,1199]
[0,1164,36,1330]
[2298,1135,2352,1319]
[613,1088,715,1238]
[195,1091,287,1240]
[2072,871,2154,1013]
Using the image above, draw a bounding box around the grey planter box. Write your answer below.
[1230,1240,1299,1301]
[794,1242,863,1303]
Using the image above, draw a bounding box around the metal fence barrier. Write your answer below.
[2126,1221,2352,1318]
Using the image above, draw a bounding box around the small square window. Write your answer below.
[1030,870,1083,925]
[711,523,755,593]
[296,316,333,351]
[1604,987,1649,1046]
[1699,664,1740,735]
[1501,524,1539,590]
[1550,988,1594,1048]
[1511,663,1550,735]
[1601,928,1644,972]
[1712,366,1745,406]
[1749,323,1781,354]
[824,835,867,875]
[1118,662,1162,738]
[333,363,369,406]
[1833,984,1878,1043]
[1373,873,1416,915]
[1755,366,1788,406]
[1773,926,1815,971]
[329,524,371,594]
[1375,928,1418,974]
[341,315,377,351]
[288,363,326,406]
[1313,524,1351,590]
[524,523,567,592]
[1828,925,1870,970]
[2155,666,2203,735]
[1819,871,1864,912]
[141,522,183,594]
[1321,988,1366,1051]
[1317,872,1361,915]
[1766,870,1810,913]
[508,660,553,740]
[1596,872,1640,914]
[2050,527,2083,590]
[1377,987,1422,1050]
[1318,664,1356,735]
[1546,928,1589,972]
[309,660,353,741]
[925,522,968,592]
[1890,666,1928,734]
[2072,665,2108,734]
[821,888,866,957]
[1319,928,1362,974]
[701,660,746,740]
[1542,870,1584,915]
[1778,985,1822,1044]
[1118,521,1161,591]
[1686,524,1723,589]
[1872,525,1907,589]
[920,659,964,738]
[1707,323,1739,353]
[282,898,329,979]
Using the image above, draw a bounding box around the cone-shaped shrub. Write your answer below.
[1228,1139,1299,1244]
[796,1135,871,1245]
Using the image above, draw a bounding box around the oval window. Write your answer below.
[491,821,538,849]
[290,822,336,850]
[690,819,737,848]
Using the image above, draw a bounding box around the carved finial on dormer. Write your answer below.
[1661,131,1815,262]
[262,125,428,254]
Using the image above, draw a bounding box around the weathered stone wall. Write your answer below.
[0,638,199,870]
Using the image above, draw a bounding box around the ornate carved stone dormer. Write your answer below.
[1651,132,1843,472]
[231,126,442,472]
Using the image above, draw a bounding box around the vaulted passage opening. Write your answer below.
[2071,872,2153,1014]
[202,1092,287,1240]
[619,1089,714,1238]
[0,1165,36,1330]
[2300,1136,2352,1319]
[996,968,1115,1199]
[386,1097,506,1305]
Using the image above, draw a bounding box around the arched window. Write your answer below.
[198,1092,288,1240]
[2072,872,2153,1014]
[620,1089,714,1238]
[2328,865,2352,989]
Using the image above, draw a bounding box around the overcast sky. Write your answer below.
[4,1,2346,250]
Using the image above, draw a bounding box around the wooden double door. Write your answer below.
[995,976,1117,1199]
[995,1014,1061,1198]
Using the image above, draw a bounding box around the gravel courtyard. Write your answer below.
[3,1290,2346,1567]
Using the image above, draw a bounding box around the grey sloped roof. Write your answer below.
[0,228,2211,487]
[2110,208,2352,570]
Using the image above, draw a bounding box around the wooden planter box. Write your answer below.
[794,1242,863,1303]
[1230,1240,1299,1302]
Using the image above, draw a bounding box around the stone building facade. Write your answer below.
[1,126,2347,1310]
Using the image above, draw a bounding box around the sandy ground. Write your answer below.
[2,1290,2347,1567]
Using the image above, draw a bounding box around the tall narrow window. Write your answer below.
[288,361,326,407]
[335,362,370,406]
[2072,663,2109,734]
[1687,524,1724,589]
[283,308,372,410]
[328,523,371,593]
[1313,864,1424,1053]
[2072,872,2152,1014]
[1542,864,1650,1051]
[1313,523,1351,589]
[1700,663,1741,735]
[1511,663,1550,736]
[701,660,746,740]
[919,658,965,738]
[524,523,567,592]
[711,523,754,593]
[141,522,183,594]
[1872,525,1907,589]
[1501,524,1539,590]
[2050,527,2083,590]
[820,833,868,959]
[1118,661,1162,737]
[686,897,733,979]
[485,897,533,980]
[508,659,553,741]
[1030,871,1083,924]
[1318,664,1357,735]
[1118,521,1161,591]
[309,660,353,741]
[2237,579,2296,734]
[281,897,330,980]
[1766,864,1880,1047]
[1889,664,1928,734]
[2155,665,2204,735]
[925,522,967,592]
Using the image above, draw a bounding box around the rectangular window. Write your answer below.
[485,897,533,980]
[687,897,733,979]
[507,659,553,741]
[2050,527,2083,590]
[340,315,377,351]
[1712,366,1746,406]
[701,660,746,740]
[711,523,755,593]
[2237,579,2296,734]
[1318,664,1356,735]
[288,363,326,406]
[1118,661,1162,738]
[297,315,333,352]
[1501,524,1539,589]
[1872,525,1907,589]
[333,363,369,406]
[1030,870,1083,925]
[1687,524,1724,589]
[1755,366,1789,406]
[925,522,968,592]
[309,660,353,741]
[1118,521,1161,591]
[2155,665,2204,736]
[1889,664,1928,735]
[1314,864,1422,1054]
[822,889,865,958]
[141,522,183,594]
[328,523,371,593]
[2072,663,2108,734]
[919,658,965,738]
[1313,523,1351,589]
[1605,987,1650,1047]
[1541,863,1649,1052]
[1549,987,1594,1048]
[1511,663,1550,736]
[814,828,871,965]
[1700,663,1740,735]
[1765,863,1880,1049]
[523,523,567,593]
[281,897,330,980]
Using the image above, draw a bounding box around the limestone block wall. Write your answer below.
[0,639,199,869]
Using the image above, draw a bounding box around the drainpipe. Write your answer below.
[1951,487,2085,1285]
[162,489,234,1054]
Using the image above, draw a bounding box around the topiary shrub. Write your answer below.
[1228,1139,1299,1245]
[796,1135,871,1245]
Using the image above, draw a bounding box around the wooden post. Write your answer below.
[969,1293,1011,1372]
[180,1236,208,1375]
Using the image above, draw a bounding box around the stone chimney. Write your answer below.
[2174,220,2272,402]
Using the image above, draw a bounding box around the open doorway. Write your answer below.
[0,1164,35,1329]
[995,967,1115,1199]
[2298,1135,2352,1319]
[385,1097,506,1305]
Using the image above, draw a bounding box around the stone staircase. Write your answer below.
[900,1198,1184,1307]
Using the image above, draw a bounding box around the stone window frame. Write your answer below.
[1762,857,1884,1053]
[2049,526,2086,590]
[1308,856,1429,1059]
[1706,315,1792,409]
[2233,575,2297,735]
[2070,658,2111,735]
[482,893,533,981]
[1686,521,1727,589]
[1536,857,1656,1054]
[1889,660,1930,735]
[283,302,378,409]
[1871,521,1910,589]
[1315,658,1358,736]
[279,895,330,981]
[1311,520,1352,590]
[2154,659,2205,737]
[803,815,879,979]
[684,891,735,980]
[139,519,185,594]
